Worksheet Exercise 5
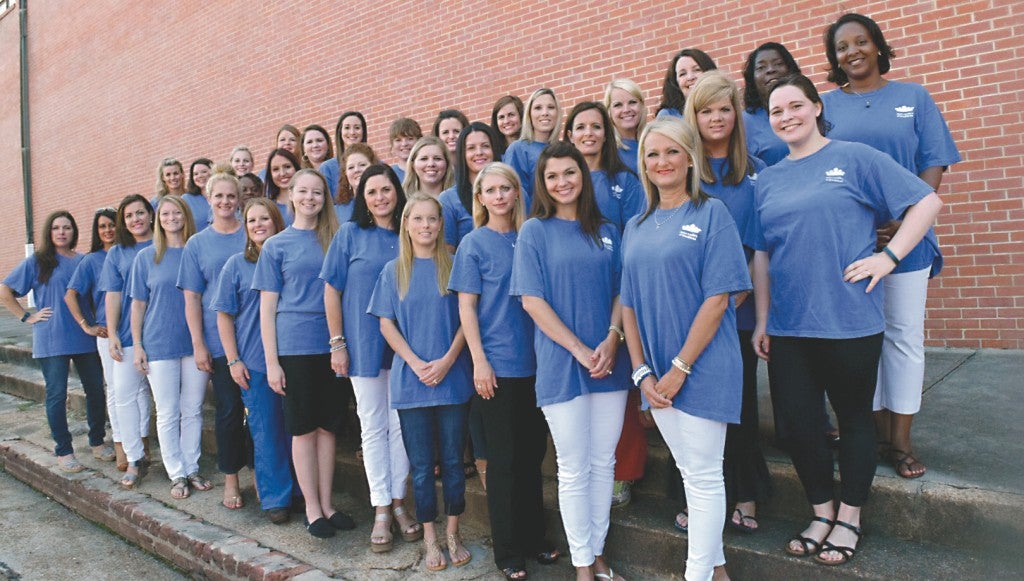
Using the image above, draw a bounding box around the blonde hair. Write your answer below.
[205,164,239,198]
[602,79,648,151]
[636,117,707,224]
[402,136,453,195]
[242,198,285,263]
[520,88,561,144]
[683,70,753,186]
[155,158,184,198]
[152,195,196,263]
[472,162,526,230]
[396,193,452,299]
[288,168,338,252]
[229,145,253,173]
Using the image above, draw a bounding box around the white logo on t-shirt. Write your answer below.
[601,236,614,251]
[611,184,623,199]
[825,167,845,183]
[749,172,758,182]
[895,105,915,119]
[678,224,701,241]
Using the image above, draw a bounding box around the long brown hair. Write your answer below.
[531,142,604,246]
[152,195,196,263]
[242,198,285,263]
[35,210,78,284]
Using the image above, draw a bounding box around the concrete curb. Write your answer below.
[0,437,325,581]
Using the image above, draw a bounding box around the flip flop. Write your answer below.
[727,507,758,533]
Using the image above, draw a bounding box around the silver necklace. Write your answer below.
[844,81,884,108]
[654,204,683,229]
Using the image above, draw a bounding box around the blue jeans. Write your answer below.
[238,369,295,510]
[398,403,468,523]
[212,356,248,474]
[40,352,106,457]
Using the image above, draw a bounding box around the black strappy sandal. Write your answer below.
[815,519,863,566]
[785,516,835,557]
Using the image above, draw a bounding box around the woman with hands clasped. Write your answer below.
[510,142,628,581]
[622,117,750,581]
[752,74,941,567]
[368,193,473,571]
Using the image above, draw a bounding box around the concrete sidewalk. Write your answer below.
[0,310,1021,579]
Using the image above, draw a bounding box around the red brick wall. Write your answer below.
[0,0,1021,348]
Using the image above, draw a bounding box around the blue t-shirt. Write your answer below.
[752,140,935,339]
[319,157,341,200]
[448,227,536,377]
[274,202,295,227]
[98,240,154,346]
[333,201,355,225]
[67,250,108,326]
[510,218,629,407]
[439,186,474,249]
[176,225,246,358]
[319,222,398,377]
[621,199,751,423]
[503,140,546,209]
[251,227,329,356]
[391,164,406,184]
[129,246,191,361]
[617,138,640,174]
[822,81,959,276]
[368,257,472,409]
[4,253,96,358]
[211,253,266,373]
[656,108,683,119]
[742,108,789,167]
[591,170,645,234]
[703,156,765,331]
[181,193,211,229]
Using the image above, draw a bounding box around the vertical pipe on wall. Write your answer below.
[19,0,32,247]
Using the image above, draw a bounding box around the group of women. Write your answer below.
[2,12,957,581]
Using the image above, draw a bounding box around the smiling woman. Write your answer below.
[742,42,802,167]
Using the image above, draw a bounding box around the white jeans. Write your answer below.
[542,390,627,567]
[97,336,120,442]
[351,371,409,507]
[112,346,152,462]
[652,406,727,581]
[875,267,929,414]
[149,356,209,480]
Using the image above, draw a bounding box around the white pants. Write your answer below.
[652,406,727,581]
[97,336,120,442]
[875,267,929,414]
[149,356,209,480]
[351,371,409,507]
[542,390,627,567]
[112,346,153,462]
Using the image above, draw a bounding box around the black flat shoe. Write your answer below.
[535,547,561,565]
[304,517,336,538]
[501,566,528,580]
[326,510,356,530]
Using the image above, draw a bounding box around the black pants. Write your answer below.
[768,334,882,507]
[723,330,773,505]
[475,377,552,570]
[212,356,248,474]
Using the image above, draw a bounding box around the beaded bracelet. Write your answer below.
[671,357,693,375]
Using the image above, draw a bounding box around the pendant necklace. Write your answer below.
[654,204,683,229]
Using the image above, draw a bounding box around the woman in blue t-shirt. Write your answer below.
[178,170,248,509]
[821,12,960,482]
[323,164,422,553]
[213,198,295,525]
[299,124,333,172]
[65,208,121,467]
[741,42,802,167]
[503,88,562,205]
[1,211,107,473]
[100,195,156,489]
[335,143,381,224]
[685,71,773,536]
[450,163,560,579]
[656,48,716,119]
[563,100,647,511]
[254,169,353,539]
[402,136,453,200]
[623,116,751,581]
[439,122,500,252]
[263,148,300,226]
[321,111,368,200]
[602,79,648,175]
[433,109,470,155]
[184,158,213,229]
[368,193,473,572]
[490,95,523,158]
[130,195,209,501]
[229,145,255,179]
[510,142,628,580]
[753,75,942,567]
